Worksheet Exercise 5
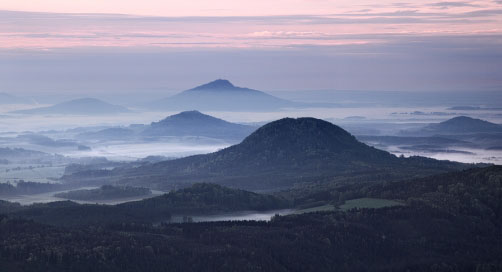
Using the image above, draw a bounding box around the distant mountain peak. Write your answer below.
[148,80,293,111]
[10,97,130,115]
[438,116,499,128]
[143,110,255,140]
[172,110,204,117]
[442,116,486,124]
[420,115,502,134]
[191,79,236,91]
[68,97,101,103]
[60,98,110,106]
[155,110,215,124]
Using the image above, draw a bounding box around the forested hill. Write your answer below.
[0,183,288,227]
[1,166,501,271]
[64,117,471,191]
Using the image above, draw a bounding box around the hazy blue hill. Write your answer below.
[64,118,469,191]
[357,135,473,146]
[11,98,131,115]
[73,111,255,142]
[419,116,502,135]
[17,133,80,148]
[188,79,245,91]
[0,93,33,105]
[357,135,479,152]
[360,117,502,151]
[76,127,136,141]
[141,110,256,141]
[148,79,294,111]
[0,147,65,164]
[0,147,47,159]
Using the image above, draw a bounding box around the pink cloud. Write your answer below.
[0,0,500,50]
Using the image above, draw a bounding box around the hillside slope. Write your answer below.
[64,118,469,191]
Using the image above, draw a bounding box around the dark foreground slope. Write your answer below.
[64,118,471,191]
[1,166,501,272]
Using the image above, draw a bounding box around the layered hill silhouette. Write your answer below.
[76,127,137,141]
[406,116,502,136]
[148,79,294,111]
[64,117,469,191]
[141,110,256,140]
[76,111,255,142]
[11,98,131,115]
[364,116,502,152]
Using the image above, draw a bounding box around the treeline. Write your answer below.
[126,183,290,214]
[281,165,501,210]
[1,167,502,271]
[54,185,152,201]
[1,200,501,271]
[1,183,289,227]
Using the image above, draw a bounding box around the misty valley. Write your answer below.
[1,80,502,271]
[3,0,502,269]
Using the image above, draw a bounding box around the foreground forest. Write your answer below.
[1,166,501,271]
[0,183,288,227]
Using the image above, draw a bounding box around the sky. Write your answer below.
[0,0,501,94]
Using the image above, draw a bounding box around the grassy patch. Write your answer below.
[294,204,336,214]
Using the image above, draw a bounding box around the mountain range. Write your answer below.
[11,98,131,115]
[63,117,469,191]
